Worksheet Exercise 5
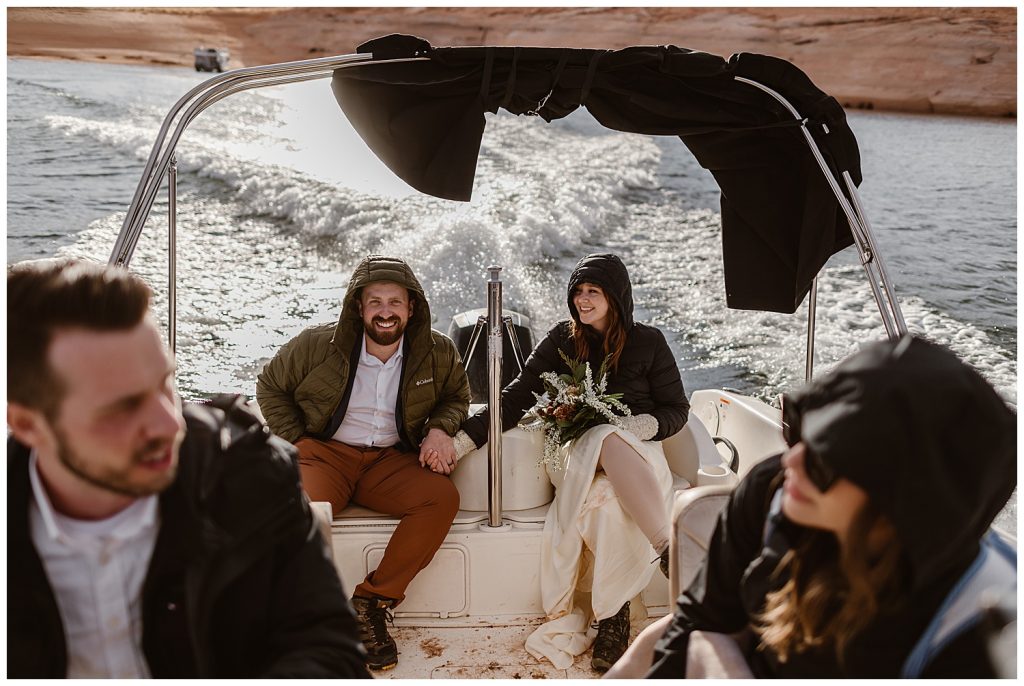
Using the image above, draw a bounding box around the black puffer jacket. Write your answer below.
[8,396,370,678]
[462,253,689,446]
[648,336,1016,678]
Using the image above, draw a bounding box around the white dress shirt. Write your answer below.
[332,335,404,447]
[29,452,159,678]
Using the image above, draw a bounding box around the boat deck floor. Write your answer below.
[377,617,661,679]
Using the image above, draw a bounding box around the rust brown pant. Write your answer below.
[295,438,460,604]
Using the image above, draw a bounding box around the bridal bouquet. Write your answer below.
[528,350,631,470]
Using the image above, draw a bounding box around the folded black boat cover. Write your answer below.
[332,34,862,314]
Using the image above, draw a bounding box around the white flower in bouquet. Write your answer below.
[525,350,631,471]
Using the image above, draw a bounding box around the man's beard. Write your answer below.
[364,316,407,346]
[53,425,179,498]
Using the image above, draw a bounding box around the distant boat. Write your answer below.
[193,46,229,72]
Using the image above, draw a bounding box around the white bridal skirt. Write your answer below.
[524,424,675,669]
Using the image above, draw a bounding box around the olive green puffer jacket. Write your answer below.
[256,256,470,446]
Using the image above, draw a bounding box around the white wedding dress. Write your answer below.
[524,423,675,669]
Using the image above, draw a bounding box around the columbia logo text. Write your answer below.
[416,377,434,386]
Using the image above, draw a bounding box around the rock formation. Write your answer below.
[6,7,1015,117]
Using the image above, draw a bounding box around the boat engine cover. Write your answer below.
[448,309,535,403]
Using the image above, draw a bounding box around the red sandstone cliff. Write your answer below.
[6,7,1016,117]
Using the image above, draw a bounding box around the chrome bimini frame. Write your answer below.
[107,52,908,526]
[733,77,909,369]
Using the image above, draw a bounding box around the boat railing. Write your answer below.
[735,76,908,379]
[110,53,383,268]
[108,53,423,358]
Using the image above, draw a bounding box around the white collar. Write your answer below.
[29,450,158,543]
[360,333,404,367]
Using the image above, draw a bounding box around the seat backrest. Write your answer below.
[662,414,724,485]
[669,485,734,600]
[450,425,553,512]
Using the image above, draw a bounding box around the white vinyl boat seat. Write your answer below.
[664,391,791,600]
[331,505,491,527]
[668,485,734,600]
[328,412,727,523]
[661,414,730,487]
[247,397,730,529]
[330,425,554,522]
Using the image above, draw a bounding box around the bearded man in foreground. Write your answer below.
[7,258,368,678]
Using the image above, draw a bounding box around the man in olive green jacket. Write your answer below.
[256,255,470,671]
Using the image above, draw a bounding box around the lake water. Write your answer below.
[6,58,1017,533]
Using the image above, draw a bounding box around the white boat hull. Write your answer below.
[306,389,785,676]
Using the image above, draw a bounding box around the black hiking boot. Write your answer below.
[352,595,398,671]
[591,601,630,672]
[659,547,670,579]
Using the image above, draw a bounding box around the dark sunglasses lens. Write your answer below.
[804,448,837,492]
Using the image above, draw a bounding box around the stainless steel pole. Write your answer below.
[486,266,504,527]
[842,172,908,335]
[110,53,378,267]
[805,277,817,382]
[733,76,903,341]
[168,154,177,355]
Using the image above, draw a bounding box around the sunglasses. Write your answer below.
[781,393,838,493]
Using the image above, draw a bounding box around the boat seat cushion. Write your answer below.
[330,503,490,526]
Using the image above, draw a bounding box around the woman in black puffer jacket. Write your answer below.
[455,253,690,672]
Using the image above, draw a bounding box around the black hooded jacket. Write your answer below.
[462,253,689,446]
[648,336,1016,678]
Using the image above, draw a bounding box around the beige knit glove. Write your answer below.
[453,430,478,460]
[617,414,658,441]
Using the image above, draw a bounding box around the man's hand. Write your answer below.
[419,427,458,475]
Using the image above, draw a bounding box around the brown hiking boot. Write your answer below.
[351,595,398,671]
[591,601,630,672]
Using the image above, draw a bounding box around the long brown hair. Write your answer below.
[570,283,628,372]
[755,498,908,666]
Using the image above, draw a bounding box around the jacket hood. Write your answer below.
[333,255,432,350]
[566,253,635,330]
[785,335,1016,591]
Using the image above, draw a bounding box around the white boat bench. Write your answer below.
[301,389,785,622]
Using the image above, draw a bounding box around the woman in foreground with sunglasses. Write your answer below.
[614,335,1016,678]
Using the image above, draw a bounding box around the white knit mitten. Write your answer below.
[617,414,658,441]
[453,430,478,460]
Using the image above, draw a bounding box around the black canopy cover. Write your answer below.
[332,34,862,313]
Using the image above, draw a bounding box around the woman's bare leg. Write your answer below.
[598,432,671,554]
